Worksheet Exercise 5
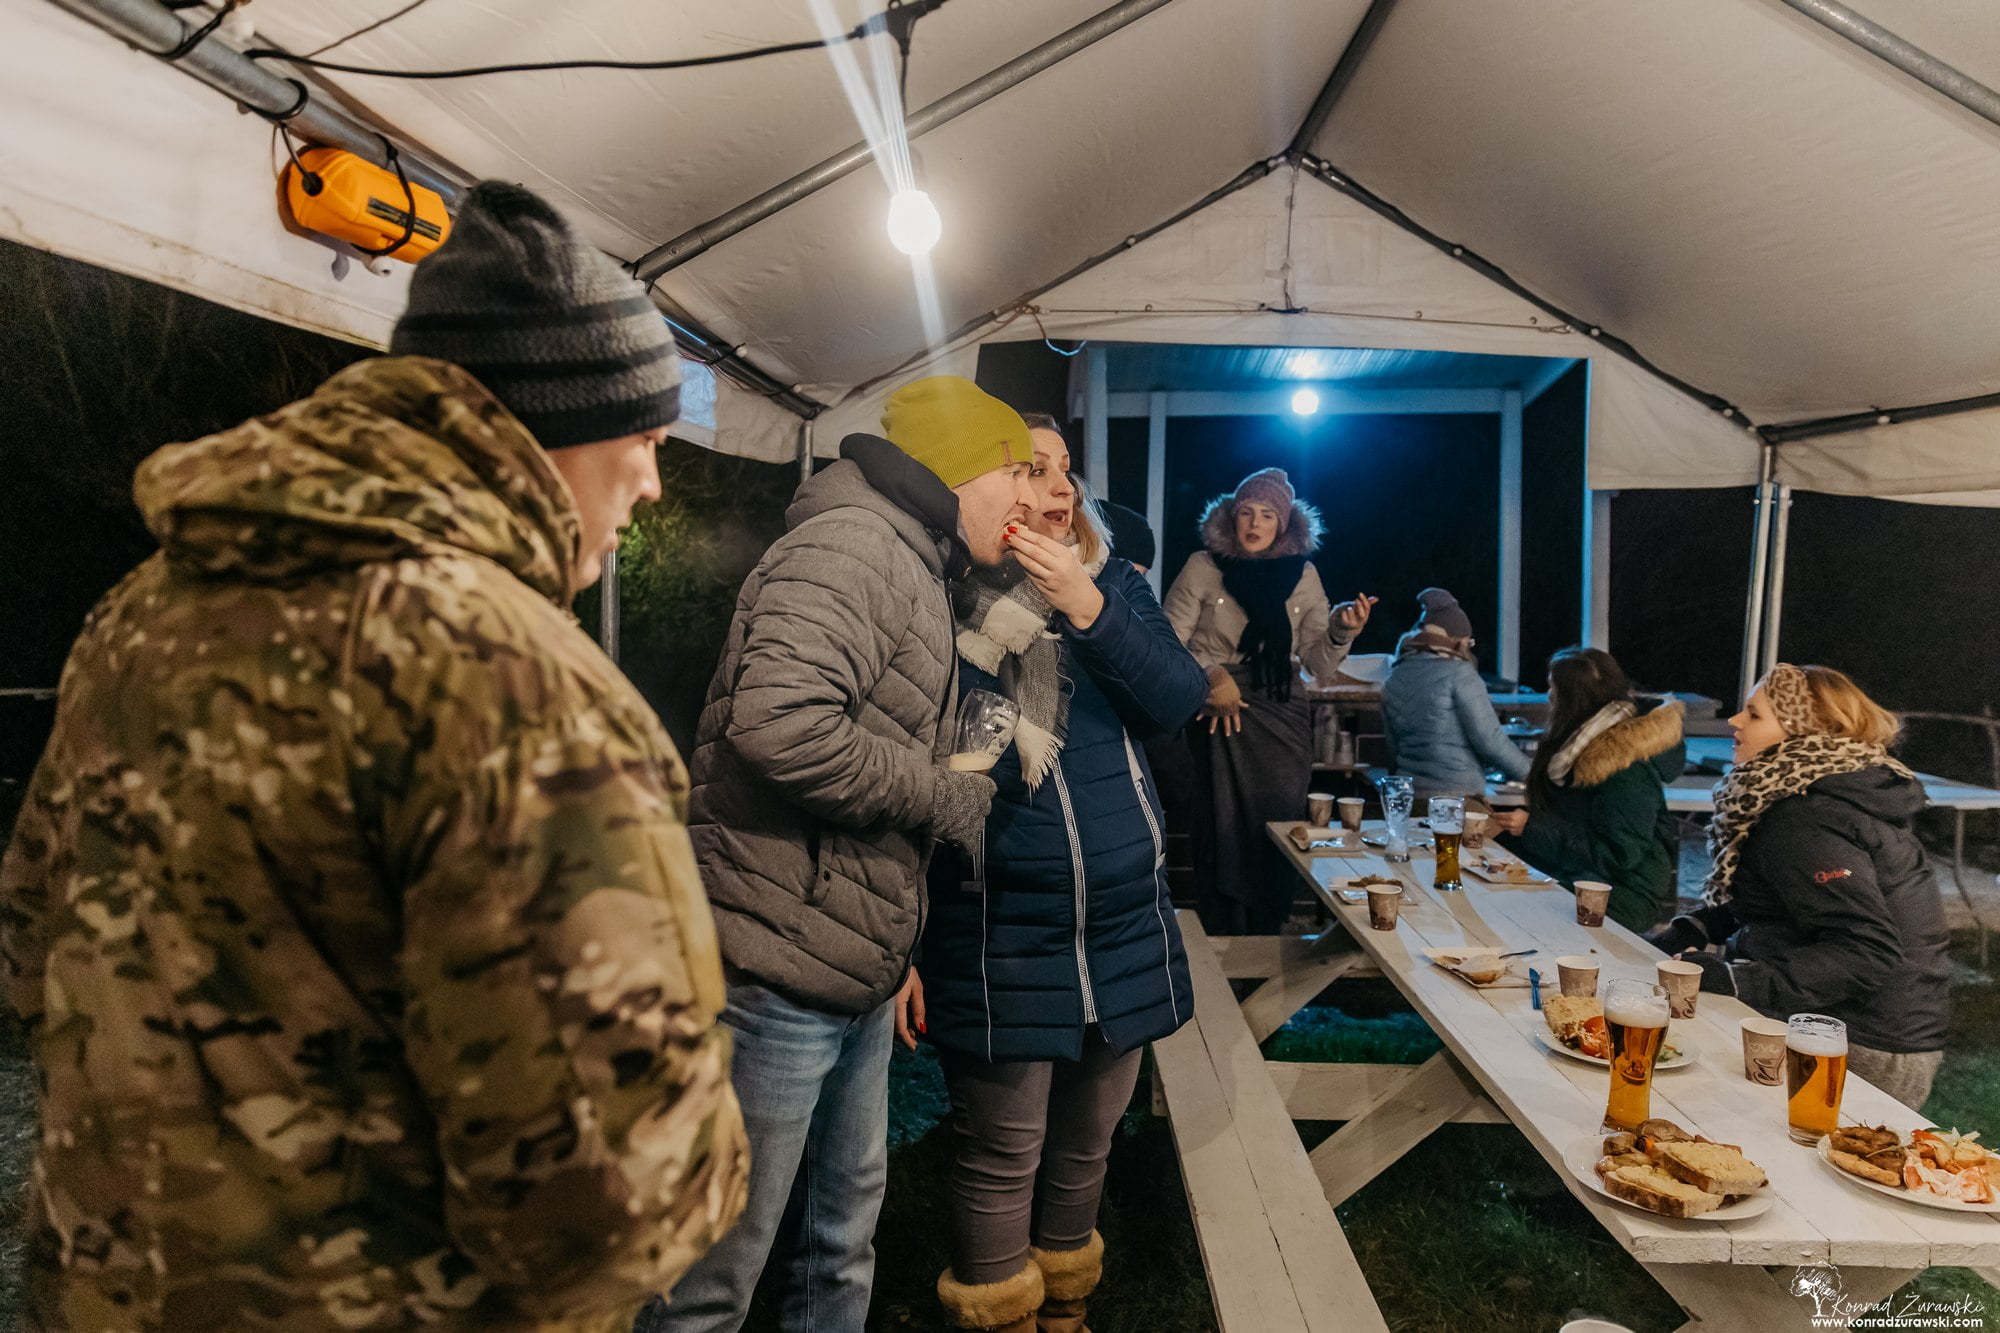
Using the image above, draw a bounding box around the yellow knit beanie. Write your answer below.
[880,376,1031,489]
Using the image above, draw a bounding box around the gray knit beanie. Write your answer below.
[389,181,680,449]
[1414,587,1474,640]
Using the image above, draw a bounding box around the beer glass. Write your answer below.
[1379,775,1414,863]
[1602,980,1671,1132]
[1429,797,1465,891]
[1784,1014,1848,1145]
[951,689,1018,773]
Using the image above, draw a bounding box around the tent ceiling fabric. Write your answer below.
[1308,0,2000,424]
[10,0,2000,498]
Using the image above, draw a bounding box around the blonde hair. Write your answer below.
[1798,664,1901,747]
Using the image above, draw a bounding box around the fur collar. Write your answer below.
[1569,700,1685,788]
[1199,494,1323,558]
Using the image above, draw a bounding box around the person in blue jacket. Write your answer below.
[1381,587,1530,802]
[900,416,1206,1333]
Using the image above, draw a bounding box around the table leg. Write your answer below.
[1239,930,1368,1042]
[1308,1050,1488,1208]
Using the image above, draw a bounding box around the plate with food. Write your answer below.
[1334,873,1404,904]
[1565,1120,1772,1221]
[1464,854,1553,886]
[1536,995,1692,1069]
[1818,1126,1999,1211]
[1285,824,1362,854]
[1421,946,1531,988]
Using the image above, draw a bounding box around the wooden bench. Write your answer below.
[1149,914,1391,1333]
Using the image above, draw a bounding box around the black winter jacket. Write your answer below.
[921,560,1207,1061]
[1684,767,1950,1053]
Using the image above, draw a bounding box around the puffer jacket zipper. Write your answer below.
[1048,759,1098,1024]
[1123,735,1180,1023]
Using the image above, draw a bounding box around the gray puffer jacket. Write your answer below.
[689,443,957,1014]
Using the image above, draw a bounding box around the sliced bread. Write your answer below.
[1598,1163,1726,1218]
[1651,1140,1766,1195]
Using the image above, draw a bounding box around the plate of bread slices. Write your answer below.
[1819,1126,1999,1211]
[1537,995,1691,1069]
[1567,1119,1771,1221]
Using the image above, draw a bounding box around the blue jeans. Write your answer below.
[635,982,894,1333]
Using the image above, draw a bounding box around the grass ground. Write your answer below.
[0,947,1990,1331]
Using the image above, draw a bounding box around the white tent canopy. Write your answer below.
[5,0,2000,500]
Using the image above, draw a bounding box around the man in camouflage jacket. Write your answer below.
[0,183,747,1330]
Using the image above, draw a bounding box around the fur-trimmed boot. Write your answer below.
[1029,1231,1104,1333]
[937,1260,1045,1333]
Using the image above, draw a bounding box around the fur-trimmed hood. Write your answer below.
[1569,700,1686,788]
[1198,494,1323,558]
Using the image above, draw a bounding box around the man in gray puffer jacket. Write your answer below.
[640,377,1037,1333]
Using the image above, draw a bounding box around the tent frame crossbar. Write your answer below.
[627,0,1179,283]
[1286,0,1399,158]
[1777,0,2000,131]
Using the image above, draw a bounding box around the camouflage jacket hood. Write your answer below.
[136,356,579,602]
[1,357,746,1330]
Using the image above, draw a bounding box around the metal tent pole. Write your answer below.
[1759,482,1795,675]
[1739,444,1776,703]
[630,0,1179,282]
[1286,0,1399,157]
[1776,0,2000,130]
[798,419,816,485]
[598,549,620,663]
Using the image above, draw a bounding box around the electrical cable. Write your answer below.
[242,5,952,81]
[305,0,437,58]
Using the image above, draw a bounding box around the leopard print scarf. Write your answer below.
[1702,732,1914,905]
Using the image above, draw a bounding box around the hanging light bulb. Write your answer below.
[886,187,942,256]
[1291,387,1321,416]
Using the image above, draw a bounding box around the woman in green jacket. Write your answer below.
[1490,647,1686,931]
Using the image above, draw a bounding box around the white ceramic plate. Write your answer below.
[1534,1026,1693,1071]
[1813,1136,2000,1213]
[1563,1134,1773,1222]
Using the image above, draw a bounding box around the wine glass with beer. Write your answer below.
[1603,980,1671,1132]
[1784,1014,1848,1146]
[1429,797,1464,891]
[951,689,1019,774]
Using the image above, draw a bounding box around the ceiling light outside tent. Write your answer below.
[1291,387,1321,416]
[886,187,942,256]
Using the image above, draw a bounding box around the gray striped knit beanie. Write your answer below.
[390,181,680,449]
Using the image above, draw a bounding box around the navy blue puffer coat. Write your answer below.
[922,560,1208,1061]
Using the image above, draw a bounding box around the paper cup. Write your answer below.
[1574,881,1612,928]
[1740,1016,1788,1085]
[1555,954,1600,998]
[1366,884,1402,931]
[1336,796,1366,832]
[1462,810,1489,849]
[1308,791,1335,825]
[1656,958,1703,1018]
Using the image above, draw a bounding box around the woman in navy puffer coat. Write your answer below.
[907,419,1205,1332]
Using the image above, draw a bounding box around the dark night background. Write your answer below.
[4,242,1999,826]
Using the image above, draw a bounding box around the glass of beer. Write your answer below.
[1785,1014,1848,1145]
[951,689,1019,774]
[1602,980,1671,1132]
[1429,797,1465,891]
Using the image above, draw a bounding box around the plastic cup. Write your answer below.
[1574,880,1612,928]
[1740,1016,1788,1086]
[1366,884,1402,931]
[1308,791,1335,825]
[1656,958,1702,1018]
[1556,955,1600,998]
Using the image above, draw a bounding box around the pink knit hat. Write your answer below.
[1232,468,1296,525]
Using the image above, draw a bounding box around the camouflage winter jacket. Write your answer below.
[0,357,748,1331]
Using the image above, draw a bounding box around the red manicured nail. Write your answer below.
[917,1020,927,1034]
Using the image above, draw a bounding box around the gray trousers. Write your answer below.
[939,1028,1142,1285]
[1848,1042,1943,1113]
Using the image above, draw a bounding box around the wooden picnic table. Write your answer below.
[1264,820,2000,1332]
